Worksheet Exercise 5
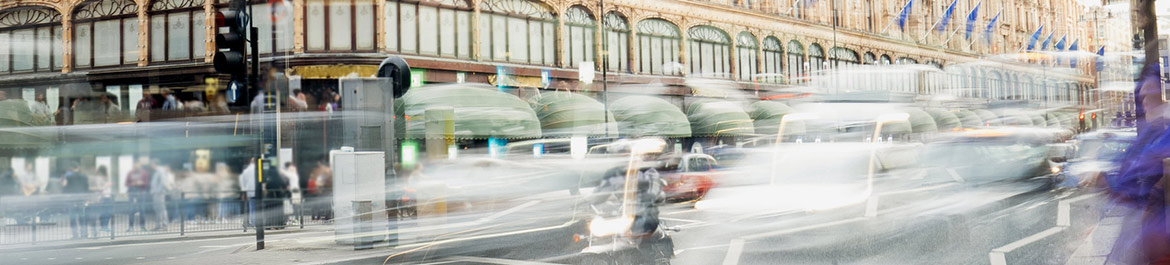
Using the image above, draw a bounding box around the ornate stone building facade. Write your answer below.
[0,0,1098,111]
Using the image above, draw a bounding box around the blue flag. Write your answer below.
[1095,46,1105,71]
[1026,26,1043,50]
[1055,36,1066,50]
[965,2,981,39]
[984,10,1000,44]
[1041,32,1054,50]
[1070,39,1079,67]
[897,0,915,31]
[937,0,957,33]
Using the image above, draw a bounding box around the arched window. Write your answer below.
[761,36,783,83]
[636,18,680,75]
[0,6,62,74]
[862,52,875,64]
[687,26,730,78]
[74,0,138,69]
[479,0,556,65]
[603,12,629,72]
[386,0,472,58]
[563,6,594,68]
[807,43,824,73]
[879,54,891,64]
[735,32,757,81]
[990,71,1004,100]
[895,57,917,64]
[828,47,858,67]
[305,0,375,52]
[244,0,294,55]
[785,40,804,79]
[149,0,206,62]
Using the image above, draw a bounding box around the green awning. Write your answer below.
[747,101,804,136]
[400,84,542,139]
[954,109,984,128]
[531,91,616,137]
[974,109,1000,126]
[0,100,51,128]
[1044,113,1062,128]
[686,99,754,137]
[611,96,691,137]
[925,109,961,131]
[902,107,938,133]
[994,110,1034,126]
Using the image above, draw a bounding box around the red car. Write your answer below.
[656,153,719,202]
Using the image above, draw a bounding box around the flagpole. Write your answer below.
[941,21,963,46]
[967,9,1000,51]
[786,0,801,16]
[880,0,913,35]
[918,0,956,42]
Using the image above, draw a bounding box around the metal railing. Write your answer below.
[0,189,332,245]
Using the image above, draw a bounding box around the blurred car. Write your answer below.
[655,153,719,202]
[1055,129,1136,189]
[920,127,1065,185]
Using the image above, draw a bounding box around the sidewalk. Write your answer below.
[0,223,327,254]
[1065,203,1135,265]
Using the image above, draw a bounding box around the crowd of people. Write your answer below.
[0,157,334,240]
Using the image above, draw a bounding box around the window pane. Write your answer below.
[329,0,352,50]
[193,11,205,59]
[543,22,554,65]
[0,33,9,72]
[401,3,417,53]
[36,28,52,70]
[492,15,506,60]
[456,10,470,58]
[384,2,398,52]
[570,27,583,67]
[639,37,650,72]
[667,39,677,74]
[584,28,593,65]
[306,0,325,50]
[276,10,293,52]
[607,31,619,70]
[618,33,628,71]
[151,15,165,61]
[13,29,34,71]
[701,43,714,74]
[652,38,664,74]
[168,12,191,60]
[417,5,437,55]
[53,27,63,69]
[255,4,273,54]
[355,0,374,50]
[124,19,139,64]
[438,8,455,56]
[73,25,91,68]
[94,20,120,66]
[507,16,526,62]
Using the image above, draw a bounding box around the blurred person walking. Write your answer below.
[124,159,152,232]
[288,89,308,111]
[62,163,93,239]
[28,93,52,122]
[16,163,38,196]
[1109,66,1170,264]
[150,161,175,231]
[94,166,114,235]
[135,91,154,122]
[280,162,302,222]
[239,159,258,227]
[161,92,180,110]
[213,163,240,222]
[307,161,332,220]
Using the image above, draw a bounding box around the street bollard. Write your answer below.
[179,192,185,236]
[353,201,373,250]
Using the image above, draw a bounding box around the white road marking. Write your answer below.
[136,257,145,259]
[721,239,745,265]
[990,227,1066,265]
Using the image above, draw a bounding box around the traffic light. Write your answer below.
[214,0,248,79]
[377,56,412,98]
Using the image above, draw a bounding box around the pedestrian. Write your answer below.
[288,89,308,111]
[308,161,333,220]
[16,163,38,196]
[150,160,174,231]
[161,92,180,110]
[136,91,154,122]
[28,93,52,122]
[239,158,258,227]
[94,166,114,235]
[280,162,301,222]
[265,165,290,229]
[124,159,152,232]
[213,162,239,222]
[62,162,93,239]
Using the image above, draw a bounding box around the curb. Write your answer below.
[0,227,322,253]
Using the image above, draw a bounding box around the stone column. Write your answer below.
[556,10,567,68]
[293,0,305,53]
[375,0,385,51]
[61,9,73,73]
[471,3,480,60]
[204,0,214,63]
[138,2,149,66]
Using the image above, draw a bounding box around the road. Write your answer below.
[0,177,1109,265]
